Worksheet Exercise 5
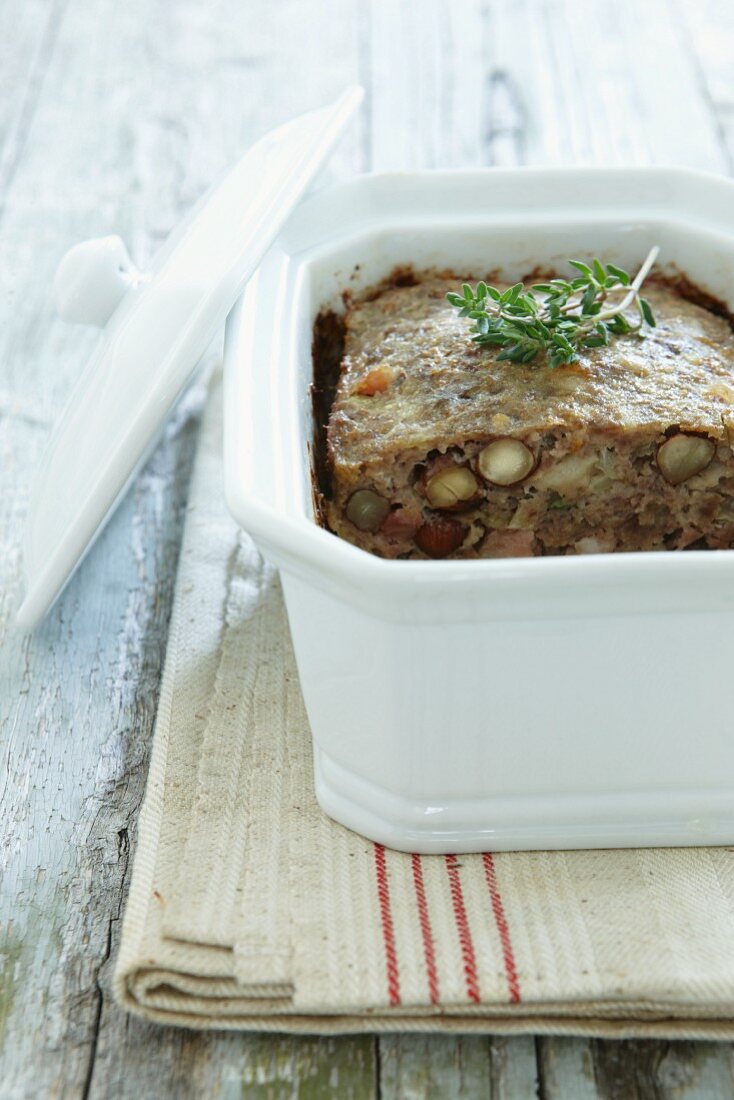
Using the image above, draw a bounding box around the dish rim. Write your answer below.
[223,165,734,614]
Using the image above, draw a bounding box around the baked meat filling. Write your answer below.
[323,276,734,559]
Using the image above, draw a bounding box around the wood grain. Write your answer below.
[1,1,734,1097]
[378,1035,491,1099]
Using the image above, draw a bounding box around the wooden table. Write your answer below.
[2,1,734,1095]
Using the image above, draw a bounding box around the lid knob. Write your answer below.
[54,235,147,327]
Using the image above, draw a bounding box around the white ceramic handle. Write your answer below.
[54,235,145,327]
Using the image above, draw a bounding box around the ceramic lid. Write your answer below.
[17,87,362,630]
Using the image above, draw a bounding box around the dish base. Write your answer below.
[314,747,734,853]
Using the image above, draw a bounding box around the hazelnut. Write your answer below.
[477,438,536,486]
[380,506,422,538]
[414,518,467,558]
[346,489,390,532]
[656,433,715,486]
[424,465,480,510]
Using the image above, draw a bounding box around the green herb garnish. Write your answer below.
[447,246,659,369]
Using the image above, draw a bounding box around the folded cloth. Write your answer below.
[114,373,734,1036]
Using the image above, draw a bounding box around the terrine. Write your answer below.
[223,166,734,852]
[325,272,734,559]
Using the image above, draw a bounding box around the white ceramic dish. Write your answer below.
[224,167,734,853]
[20,89,734,852]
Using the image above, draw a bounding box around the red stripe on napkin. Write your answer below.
[445,854,481,1003]
[411,854,439,1004]
[482,853,521,1003]
[374,843,401,1006]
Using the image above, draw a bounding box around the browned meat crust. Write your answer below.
[323,274,734,559]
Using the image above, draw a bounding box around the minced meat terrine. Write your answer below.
[323,274,734,558]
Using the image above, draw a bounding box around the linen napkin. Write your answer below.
[114,372,734,1037]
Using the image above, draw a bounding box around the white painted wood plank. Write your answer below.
[0,0,363,1097]
[489,1036,540,1098]
[366,0,487,171]
[538,1037,600,1099]
[93,1030,377,1100]
[0,0,67,203]
[378,1035,491,1099]
[677,0,734,169]
[487,0,728,170]
[657,1041,734,1098]
[555,1038,734,1099]
[677,0,734,107]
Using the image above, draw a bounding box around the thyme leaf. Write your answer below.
[448,247,659,369]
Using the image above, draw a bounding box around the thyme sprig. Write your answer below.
[447,246,659,368]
